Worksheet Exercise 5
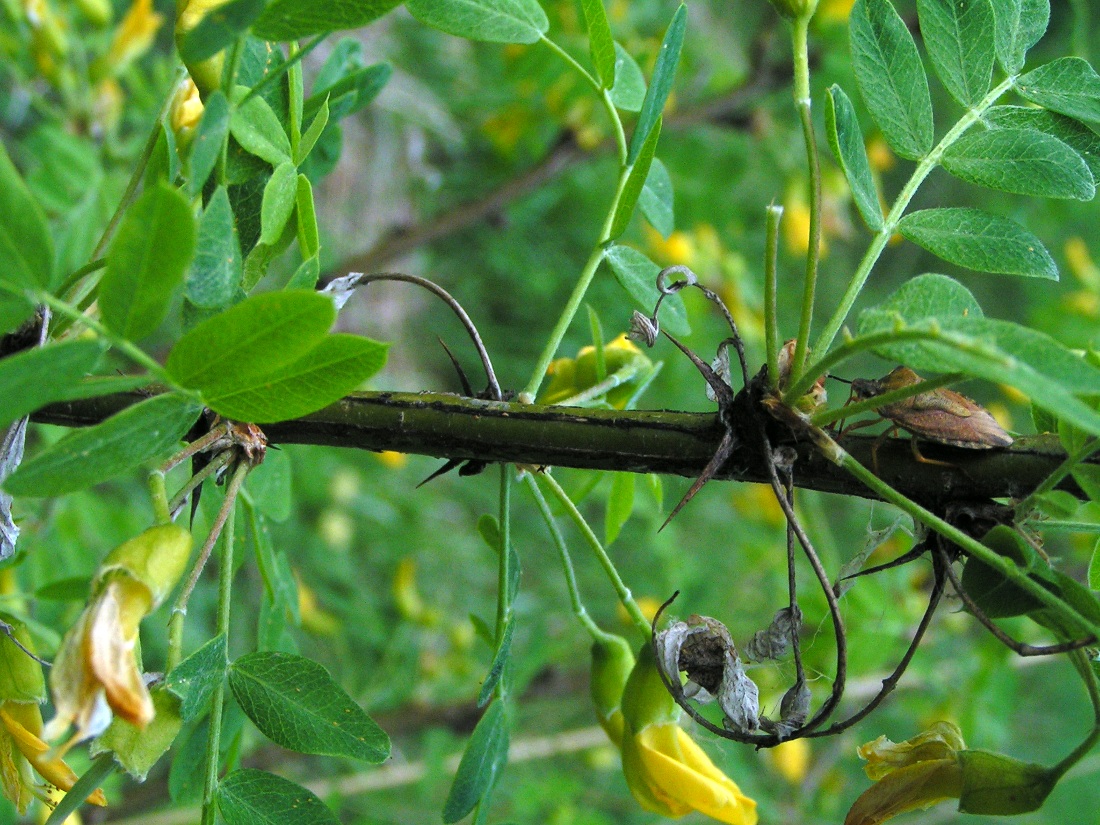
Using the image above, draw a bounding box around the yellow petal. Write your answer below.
[0,706,106,806]
[44,608,111,746]
[620,722,693,817]
[845,757,962,825]
[859,721,965,780]
[87,580,154,729]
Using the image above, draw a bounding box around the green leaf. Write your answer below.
[187,187,241,309]
[478,514,501,553]
[166,290,335,394]
[605,471,635,545]
[0,140,53,292]
[295,98,329,166]
[231,95,292,166]
[187,91,230,197]
[200,333,388,423]
[179,0,265,63]
[1017,57,1100,128]
[916,0,995,107]
[228,651,389,761]
[941,128,1095,200]
[825,84,884,231]
[603,245,689,335]
[858,278,1100,435]
[850,0,934,160]
[100,182,196,339]
[611,117,661,240]
[305,63,391,123]
[443,701,509,823]
[218,769,340,825]
[253,0,400,39]
[627,4,685,164]
[983,105,1100,181]
[991,0,1049,75]
[638,158,674,238]
[960,525,1046,618]
[0,341,103,430]
[1089,536,1100,590]
[5,393,201,497]
[581,0,616,88]
[93,688,182,780]
[610,42,645,112]
[295,174,318,258]
[286,255,320,290]
[477,618,514,707]
[166,634,228,722]
[897,208,1057,278]
[259,162,298,246]
[406,0,549,44]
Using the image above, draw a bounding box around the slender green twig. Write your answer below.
[199,461,247,825]
[788,14,822,380]
[807,75,1016,368]
[89,67,185,262]
[811,373,961,428]
[1016,437,1100,518]
[35,291,176,383]
[523,473,615,642]
[1051,648,1100,779]
[764,204,783,388]
[493,464,514,702]
[537,472,651,639]
[817,430,1100,639]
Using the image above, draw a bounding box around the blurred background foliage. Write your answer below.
[2,0,1100,822]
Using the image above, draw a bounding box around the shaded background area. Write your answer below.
[2,0,1100,822]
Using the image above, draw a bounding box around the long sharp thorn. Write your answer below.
[438,337,474,396]
[659,430,736,531]
[417,459,463,488]
[662,331,734,407]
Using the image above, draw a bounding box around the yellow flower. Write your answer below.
[0,622,106,812]
[0,704,107,811]
[769,737,811,784]
[619,645,758,824]
[45,525,191,751]
[175,0,233,94]
[105,0,163,74]
[170,77,204,136]
[846,722,965,825]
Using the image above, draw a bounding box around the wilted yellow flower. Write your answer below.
[45,525,191,752]
[105,0,163,74]
[846,722,965,825]
[619,645,758,823]
[0,622,106,813]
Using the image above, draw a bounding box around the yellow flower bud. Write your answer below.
[589,635,635,747]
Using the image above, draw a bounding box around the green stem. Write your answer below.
[1016,437,1100,518]
[807,75,1016,367]
[764,204,783,388]
[537,472,651,640]
[216,36,246,187]
[494,464,513,701]
[523,473,617,642]
[199,461,246,825]
[35,291,176,383]
[43,753,115,825]
[149,471,172,525]
[784,325,980,403]
[789,14,821,379]
[1051,648,1100,779]
[822,434,1100,640]
[90,68,184,262]
[810,373,961,428]
[520,37,633,401]
[56,257,107,301]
